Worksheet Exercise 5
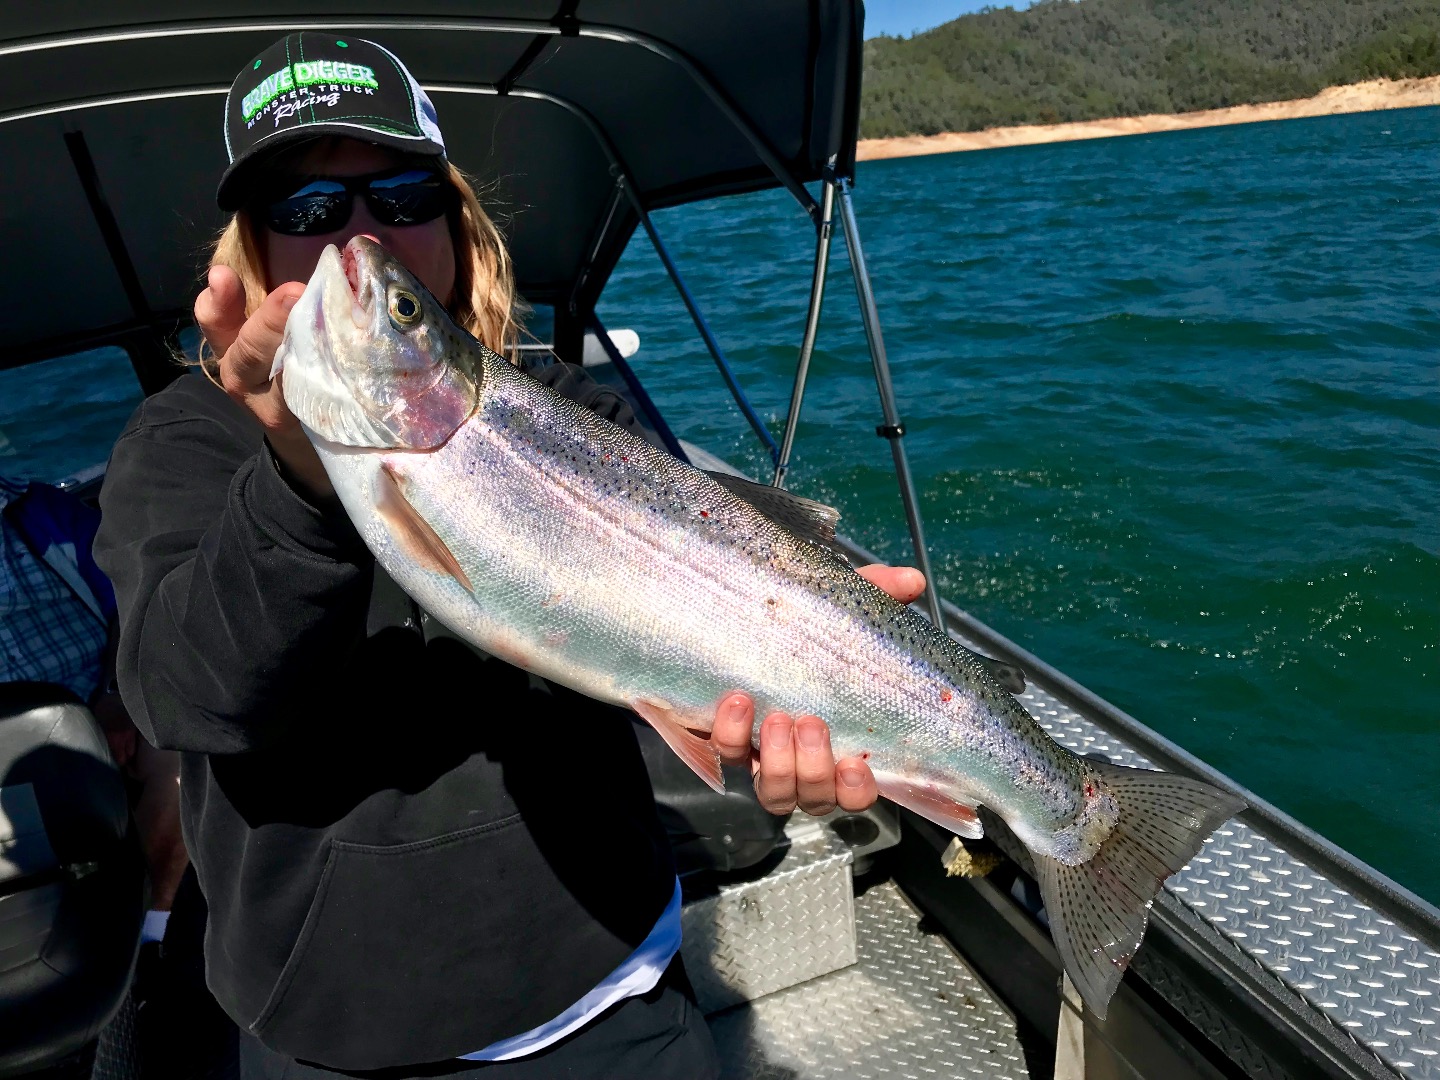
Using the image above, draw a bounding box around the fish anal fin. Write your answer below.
[374,463,473,591]
[703,471,846,560]
[1035,762,1245,1020]
[632,698,725,794]
[874,772,983,839]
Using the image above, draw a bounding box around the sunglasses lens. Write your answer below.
[257,171,448,235]
[367,170,450,226]
[263,179,351,236]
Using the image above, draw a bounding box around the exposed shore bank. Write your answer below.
[856,75,1440,160]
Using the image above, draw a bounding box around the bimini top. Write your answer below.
[0,2,863,367]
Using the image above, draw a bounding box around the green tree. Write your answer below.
[861,0,1440,138]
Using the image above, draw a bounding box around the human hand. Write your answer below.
[712,563,927,816]
[195,266,331,498]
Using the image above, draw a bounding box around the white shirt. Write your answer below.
[458,877,684,1062]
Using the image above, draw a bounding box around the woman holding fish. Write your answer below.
[94,34,920,1079]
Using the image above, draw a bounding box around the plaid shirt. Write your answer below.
[0,476,108,699]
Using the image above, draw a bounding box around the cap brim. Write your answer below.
[216,123,446,211]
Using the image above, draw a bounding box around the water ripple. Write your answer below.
[604,106,1440,901]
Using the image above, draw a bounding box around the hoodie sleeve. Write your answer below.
[94,389,373,754]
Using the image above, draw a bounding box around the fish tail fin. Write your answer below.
[1034,762,1245,1020]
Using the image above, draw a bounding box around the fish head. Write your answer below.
[276,236,480,451]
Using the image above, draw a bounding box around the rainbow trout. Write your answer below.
[275,237,1244,1018]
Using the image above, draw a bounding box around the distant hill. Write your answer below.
[861,0,1440,138]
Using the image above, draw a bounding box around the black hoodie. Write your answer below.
[94,370,675,1071]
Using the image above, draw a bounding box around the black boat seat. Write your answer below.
[0,682,143,1077]
[632,720,785,875]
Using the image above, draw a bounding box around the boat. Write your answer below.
[2,4,1438,1078]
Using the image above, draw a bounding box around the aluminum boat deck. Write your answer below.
[708,878,1028,1079]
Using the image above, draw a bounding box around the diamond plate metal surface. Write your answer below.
[956,629,1440,1078]
[682,825,858,1013]
[92,990,140,1080]
[707,881,1030,1079]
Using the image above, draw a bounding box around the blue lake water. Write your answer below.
[599,105,1440,903]
[3,105,1436,901]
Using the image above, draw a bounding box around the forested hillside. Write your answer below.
[861,0,1440,137]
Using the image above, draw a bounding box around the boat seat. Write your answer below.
[632,719,786,875]
[0,682,144,1077]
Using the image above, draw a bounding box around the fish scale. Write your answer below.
[274,236,1247,1021]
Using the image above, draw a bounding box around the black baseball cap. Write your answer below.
[217,33,447,211]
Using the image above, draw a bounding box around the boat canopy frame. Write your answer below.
[0,1,944,619]
[7,9,1440,1078]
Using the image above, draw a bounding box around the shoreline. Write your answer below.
[856,75,1440,160]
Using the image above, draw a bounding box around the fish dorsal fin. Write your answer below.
[978,655,1027,695]
[705,471,846,559]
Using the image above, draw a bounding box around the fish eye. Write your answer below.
[388,288,421,326]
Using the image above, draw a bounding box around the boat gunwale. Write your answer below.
[851,525,1440,937]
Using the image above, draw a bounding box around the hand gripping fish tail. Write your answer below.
[276,235,1247,1023]
[1034,763,1246,1019]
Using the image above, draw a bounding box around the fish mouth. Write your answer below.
[343,243,361,298]
[342,239,372,328]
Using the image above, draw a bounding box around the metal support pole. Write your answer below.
[772,173,837,489]
[623,180,781,464]
[568,181,626,318]
[835,179,943,626]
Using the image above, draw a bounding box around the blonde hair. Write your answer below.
[201,155,518,369]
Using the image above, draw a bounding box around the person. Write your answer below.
[94,33,926,1079]
[1,474,112,699]
[0,474,187,916]
[2,474,194,1074]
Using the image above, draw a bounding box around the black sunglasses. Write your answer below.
[256,167,453,237]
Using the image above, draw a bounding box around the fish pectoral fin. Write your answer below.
[873,773,984,839]
[978,655,1027,695]
[703,471,848,562]
[374,463,473,592]
[631,698,726,794]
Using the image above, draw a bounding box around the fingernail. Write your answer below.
[281,293,300,310]
[723,695,749,726]
[839,765,865,788]
[765,716,792,749]
[796,719,825,751]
